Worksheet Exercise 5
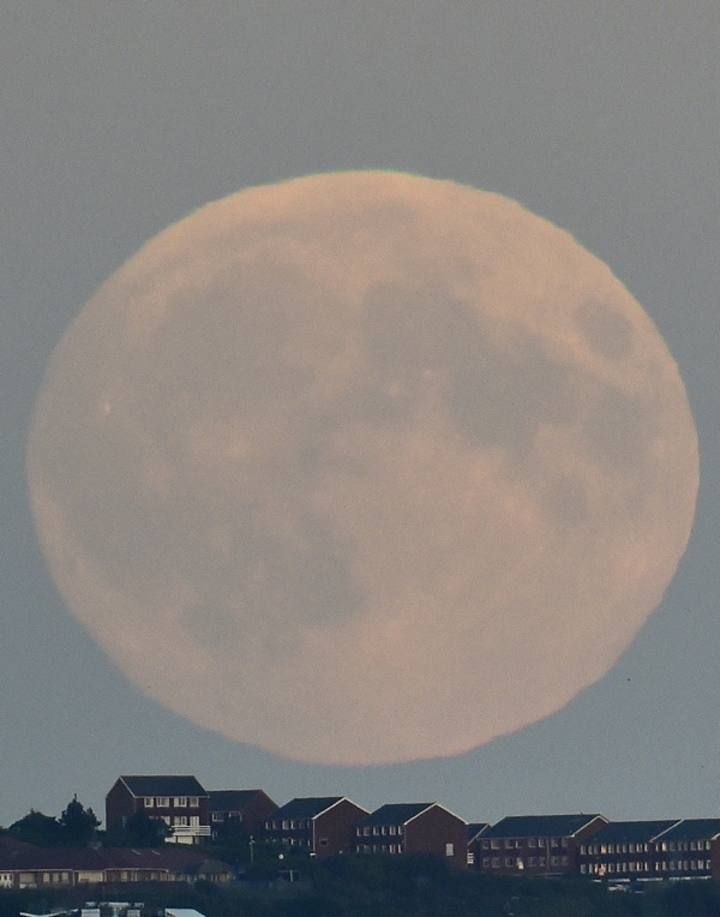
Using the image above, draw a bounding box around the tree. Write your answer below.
[8,810,65,847]
[107,810,170,848]
[58,795,100,846]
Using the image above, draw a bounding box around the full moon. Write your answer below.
[27,171,698,765]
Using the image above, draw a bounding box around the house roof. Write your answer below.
[358,804,434,827]
[273,797,345,819]
[208,790,275,812]
[484,814,606,839]
[582,820,680,845]
[0,846,230,873]
[655,819,720,842]
[119,776,207,798]
[468,823,490,843]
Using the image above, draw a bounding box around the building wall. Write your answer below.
[476,819,607,877]
[106,780,209,843]
[314,800,366,857]
[405,807,467,869]
[106,780,135,834]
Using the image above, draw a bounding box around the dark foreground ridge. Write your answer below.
[3,856,720,917]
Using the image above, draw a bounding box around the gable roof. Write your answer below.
[484,814,606,838]
[119,776,207,797]
[359,804,434,827]
[208,789,275,812]
[583,820,680,845]
[655,818,720,842]
[468,822,490,843]
[273,797,346,819]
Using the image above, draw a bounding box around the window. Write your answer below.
[481,839,490,850]
[174,816,188,826]
[561,856,568,866]
[363,827,370,836]
[482,858,490,868]
[188,796,199,807]
[144,797,154,808]
[490,839,501,850]
[282,820,289,830]
[319,838,329,848]
[538,857,546,867]
[212,812,223,822]
[161,816,171,825]
[491,858,500,868]
[528,857,537,867]
[389,825,397,835]
[445,843,455,857]
[174,796,187,807]
[156,796,169,808]
[381,826,387,835]
[373,826,379,836]
[529,838,537,848]
[580,864,587,874]
[504,857,514,867]
[467,852,475,865]
[190,816,200,826]
[551,837,560,848]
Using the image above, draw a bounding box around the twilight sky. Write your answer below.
[2,1,718,828]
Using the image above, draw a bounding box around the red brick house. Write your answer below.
[106,776,210,845]
[651,819,720,881]
[578,820,679,881]
[475,814,608,876]
[355,803,468,868]
[208,789,278,839]
[265,797,368,858]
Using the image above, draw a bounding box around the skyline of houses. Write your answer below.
[2,773,720,890]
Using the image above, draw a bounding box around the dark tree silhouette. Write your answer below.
[58,795,100,846]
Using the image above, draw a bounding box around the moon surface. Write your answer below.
[27,171,698,765]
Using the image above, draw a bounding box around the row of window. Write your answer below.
[355,825,403,837]
[581,860,712,875]
[151,815,201,827]
[582,839,713,855]
[143,796,200,808]
[357,843,405,854]
[267,819,312,831]
[479,837,568,851]
[658,839,713,852]
[480,855,568,869]
[582,842,650,854]
[211,811,243,822]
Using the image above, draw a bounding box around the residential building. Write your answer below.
[355,803,468,868]
[265,797,368,858]
[578,820,679,881]
[475,814,608,876]
[466,822,490,866]
[652,819,720,881]
[106,776,210,845]
[0,846,231,889]
[208,789,278,839]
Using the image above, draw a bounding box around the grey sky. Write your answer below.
[1,0,719,826]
